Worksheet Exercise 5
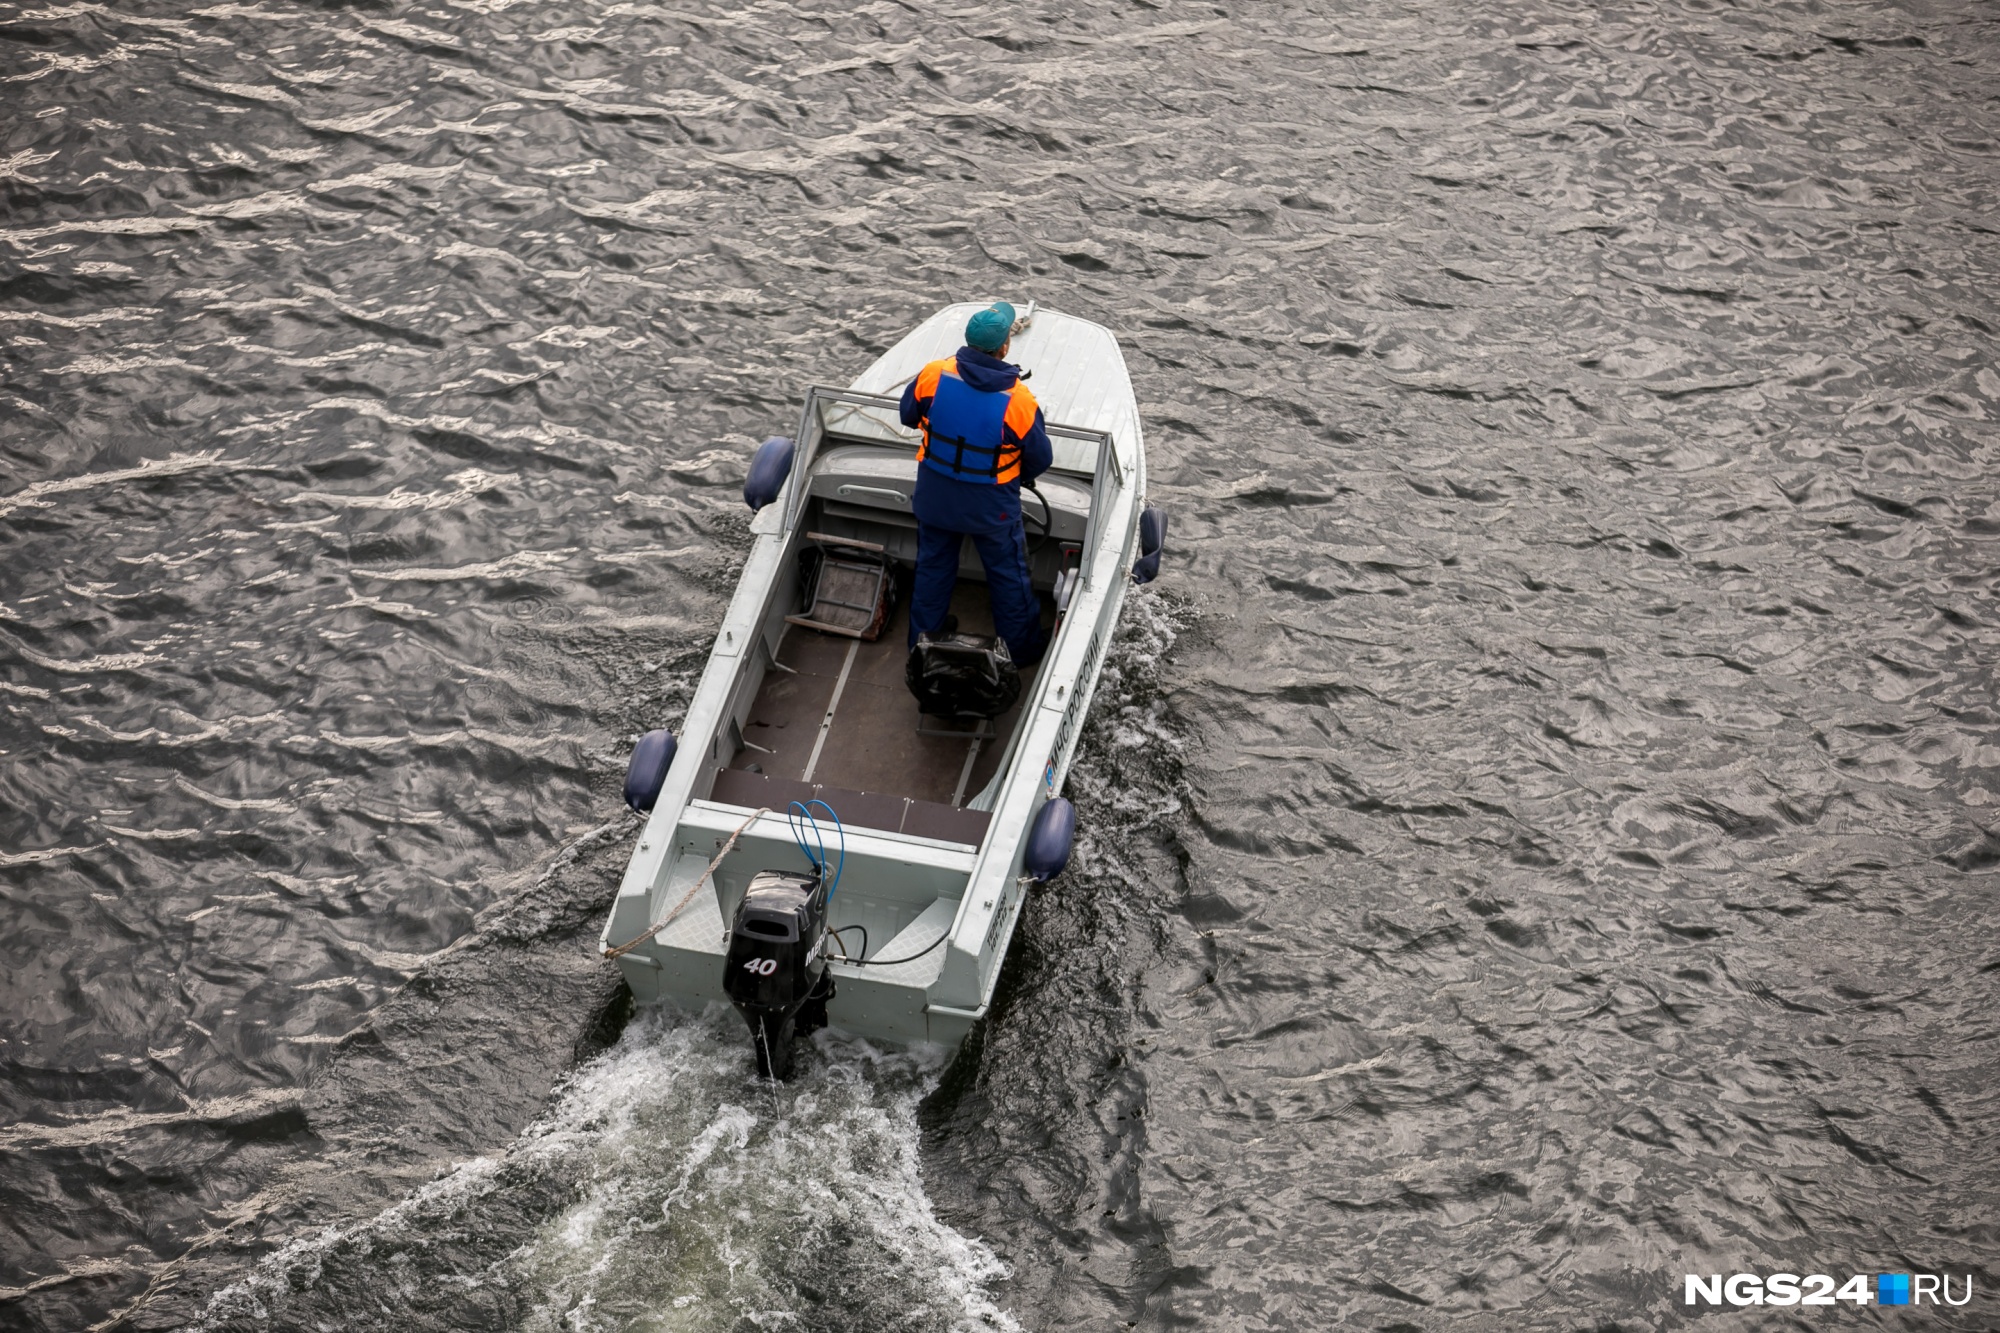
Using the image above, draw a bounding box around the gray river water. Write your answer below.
[3,0,1997,1329]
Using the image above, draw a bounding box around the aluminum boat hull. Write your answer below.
[599,303,1146,1049]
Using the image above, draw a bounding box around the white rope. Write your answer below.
[603,806,769,960]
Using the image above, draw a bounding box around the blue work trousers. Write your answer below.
[909,521,1046,667]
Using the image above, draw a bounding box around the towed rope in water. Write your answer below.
[603,806,769,960]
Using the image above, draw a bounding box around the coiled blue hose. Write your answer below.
[786,799,844,903]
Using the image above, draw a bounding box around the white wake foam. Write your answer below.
[201,1005,1021,1332]
[509,1006,1020,1332]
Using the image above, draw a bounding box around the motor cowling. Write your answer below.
[723,870,832,1078]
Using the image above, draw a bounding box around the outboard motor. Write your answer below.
[722,869,833,1079]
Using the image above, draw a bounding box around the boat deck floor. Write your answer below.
[714,581,1050,845]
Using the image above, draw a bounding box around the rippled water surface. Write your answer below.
[3,0,1998,1328]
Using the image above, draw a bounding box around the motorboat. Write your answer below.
[599,301,1164,1076]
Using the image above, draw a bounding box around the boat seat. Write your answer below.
[787,533,893,640]
[708,768,990,847]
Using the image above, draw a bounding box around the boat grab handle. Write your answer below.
[835,485,910,508]
[805,530,887,551]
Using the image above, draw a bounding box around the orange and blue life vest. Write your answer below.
[911,355,1040,486]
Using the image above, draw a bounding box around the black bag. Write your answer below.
[905,632,1021,719]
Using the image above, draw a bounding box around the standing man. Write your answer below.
[900,302,1053,668]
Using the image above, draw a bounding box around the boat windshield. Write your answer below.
[783,387,1119,564]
